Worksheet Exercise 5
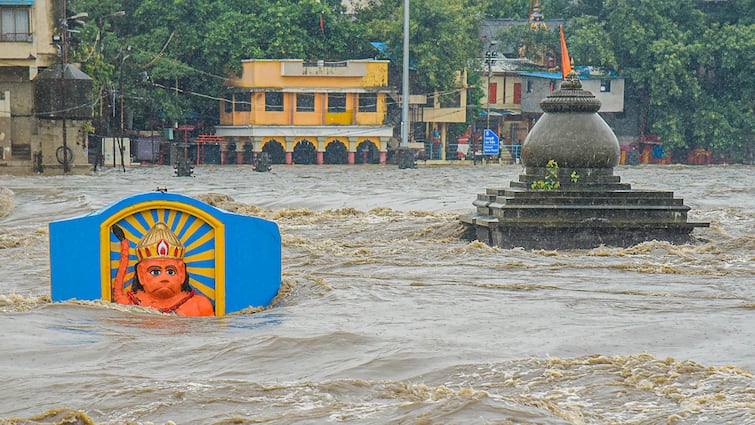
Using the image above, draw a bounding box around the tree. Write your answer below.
[358,0,485,95]
[567,15,616,69]
[496,21,559,68]
[603,0,753,161]
[69,0,374,132]
[484,0,531,19]
[691,23,754,160]
[67,0,754,161]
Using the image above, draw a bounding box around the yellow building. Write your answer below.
[215,59,394,165]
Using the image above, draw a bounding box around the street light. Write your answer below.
[95,11,125,52]
[98,11,126,24]
[401,0,409,148]
[117,46,132,172]
[485,41,498,134]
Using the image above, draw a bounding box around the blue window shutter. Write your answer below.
[0,1,34,5]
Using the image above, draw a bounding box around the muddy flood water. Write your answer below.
[0,164,753,424]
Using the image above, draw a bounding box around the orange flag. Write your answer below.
[560,25,571,79]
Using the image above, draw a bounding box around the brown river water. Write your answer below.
[0,164,753,425]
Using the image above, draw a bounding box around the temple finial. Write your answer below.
[561,69,582,89]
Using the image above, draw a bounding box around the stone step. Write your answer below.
[475,195,684,210]
[509,181,632,190]
[517,174,623,184]
[490,204,691,221]
[496,196,684,206]
[486,188,677,199]
[488,224,705,249]
[488,202,691,211]
[522,166,617,175]
[470,216,707,230]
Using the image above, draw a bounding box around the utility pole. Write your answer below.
[58,0,87,173]
[400,0,409,147]
[60,1,70,173]
[60,62,69,172]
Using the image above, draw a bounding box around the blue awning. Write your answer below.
[371,41,417,70]
[0,0,34,5]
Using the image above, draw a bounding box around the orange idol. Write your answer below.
[112,222,215,316]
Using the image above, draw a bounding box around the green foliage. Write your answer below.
[496,23,559,66]
[66,0,754,161]
[596,0,753,160]
[483,0,584,20]
[531,160,561,191]
[484,0,531,19]
[567,16,616,69]
[466,70,485,126]
[68,0,373,131]
[496,0,755,161]
[358,0,485,95]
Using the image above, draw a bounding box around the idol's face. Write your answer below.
[136,258,187,299]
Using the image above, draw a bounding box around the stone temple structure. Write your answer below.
[461,71,708,249]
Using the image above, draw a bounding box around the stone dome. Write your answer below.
[521,71,620,168]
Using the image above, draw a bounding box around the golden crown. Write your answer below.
[136,222,185,261]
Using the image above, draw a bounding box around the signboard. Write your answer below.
[483,129,499,155]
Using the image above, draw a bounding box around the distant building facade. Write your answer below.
[518,70,635,147]
[215,59,394,165]
[1,0,56,168]
[1,0,92,173]
[412,71,468,160]
[478,15,638,160]
[481,58,528,150]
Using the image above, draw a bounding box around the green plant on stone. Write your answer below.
[531,160,561,191]
[570,170,580,183]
